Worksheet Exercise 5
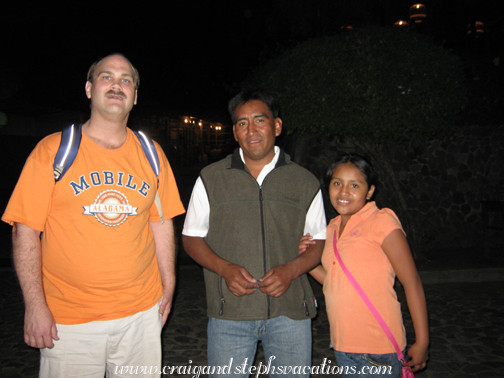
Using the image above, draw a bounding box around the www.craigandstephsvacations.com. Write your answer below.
[114,356,393,376]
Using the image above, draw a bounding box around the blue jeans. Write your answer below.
[207,316,312,378]
[333,350,404,378]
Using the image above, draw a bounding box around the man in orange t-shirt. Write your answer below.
[2,54,185,377]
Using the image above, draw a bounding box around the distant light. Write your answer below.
[468,20,485,38]
[394,20,409,27]
[476,21,484,33]
[410,4,427,24]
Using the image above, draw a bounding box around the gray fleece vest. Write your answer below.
[200,148,321,321]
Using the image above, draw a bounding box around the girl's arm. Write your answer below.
[298,234,326,284]
[382,229,429,373]
[307,264,326,285]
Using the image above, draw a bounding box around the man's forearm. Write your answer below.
[150,219,177,325]
[13,222,59,348]
[150,220,176,290]
[12,223,46,309]
[182,235,231,276]
[286,239,325,278]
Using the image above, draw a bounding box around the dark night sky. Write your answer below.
[3,2,255,121]
[2,1,503,124]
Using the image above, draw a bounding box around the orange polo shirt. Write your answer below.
[321,202,406,354]
[2,128,185,324]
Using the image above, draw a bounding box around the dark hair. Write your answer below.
[326,154,377,190]
[86,53,140,89]
[228,88,281,123]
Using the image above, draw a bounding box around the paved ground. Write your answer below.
[1,263,504,378]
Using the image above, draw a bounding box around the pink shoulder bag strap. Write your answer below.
[332,230,414,377]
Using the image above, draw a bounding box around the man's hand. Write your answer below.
[159,285,175,327]
[182,236,258,297]
[257,264,296,298]
[221,263,257,297]
[24,303,59,348]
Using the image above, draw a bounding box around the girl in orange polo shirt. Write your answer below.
[301,154,428,378]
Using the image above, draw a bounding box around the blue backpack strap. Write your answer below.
[133,130,160,183]
[54,124,82,182]
[133,130,164,223]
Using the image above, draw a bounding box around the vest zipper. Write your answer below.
[218,277,225,316]
[259,186,271,319]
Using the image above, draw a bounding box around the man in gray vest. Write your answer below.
[182,88,326,377]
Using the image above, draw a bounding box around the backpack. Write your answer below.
[53,124,165,223]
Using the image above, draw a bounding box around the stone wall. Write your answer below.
[382,125,504,251]
[296,125,504,254]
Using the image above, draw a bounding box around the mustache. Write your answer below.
[105,89,127,98]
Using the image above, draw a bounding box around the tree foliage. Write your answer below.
[247,27,470,257]
[248,26,468,142]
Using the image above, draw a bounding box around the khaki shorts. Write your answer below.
[40,300,162,378]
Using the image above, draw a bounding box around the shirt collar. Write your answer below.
[354,201,378,221]
[238,146,280,166]
[239,146,280,185]
[335,201,378,233]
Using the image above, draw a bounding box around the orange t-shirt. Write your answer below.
[321,202,406,354]
[2,128,185,324]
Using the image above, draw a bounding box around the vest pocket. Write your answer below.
[302,285,310,316]
[302,284,317,317]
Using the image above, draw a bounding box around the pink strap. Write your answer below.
[332,230,405,361]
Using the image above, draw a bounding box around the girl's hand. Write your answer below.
[404,342,428,372]
[298,233,316,254]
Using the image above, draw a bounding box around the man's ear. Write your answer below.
[134,89,138,105]
[232,124,238,141]
[85,81,92,99]
[274,118,282,137]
